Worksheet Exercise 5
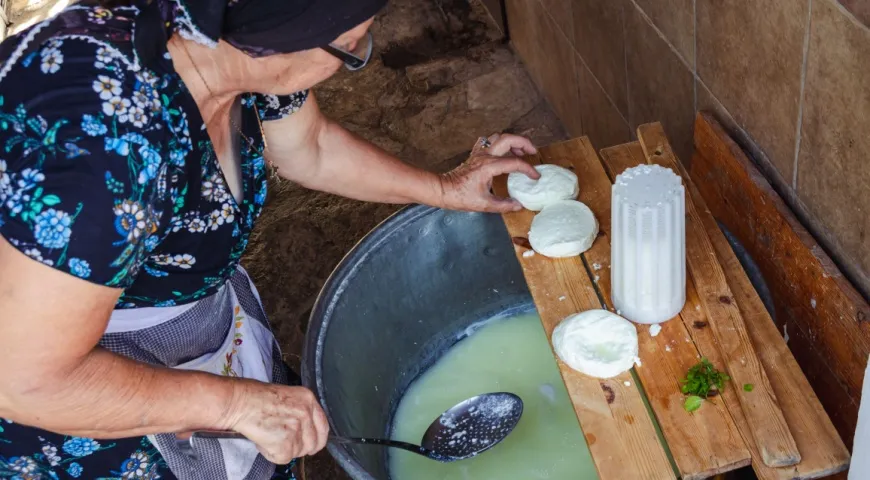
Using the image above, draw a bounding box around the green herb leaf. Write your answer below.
[680,358,730,398]
[684,395,703,412]
[42,195,60,206]
[743,383,754,392]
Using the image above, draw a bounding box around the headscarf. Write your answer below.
[134,0,387,70]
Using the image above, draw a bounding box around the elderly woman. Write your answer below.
[0,0,539,478]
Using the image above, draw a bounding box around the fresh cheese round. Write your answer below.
[507,164,579,211]
[552,310,639,379]
[528,200,598,258]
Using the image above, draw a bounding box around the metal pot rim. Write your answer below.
[301,204,438,479]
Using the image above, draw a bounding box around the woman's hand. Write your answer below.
[226,381,330,464]
[439,134,540,213]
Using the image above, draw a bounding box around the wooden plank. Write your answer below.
[708,220,851,478]
[686,115,852,477]
[637,123,801,468]
[494,140,676,480]
[600,143,648,178]
[685,255,849,479]
[604,138,851,478]
[690,112,870,447]
[583,142,753,479]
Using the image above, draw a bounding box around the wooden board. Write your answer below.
[599,142,648,179]
[637,123,800,468]
[690,112,870,448]
[603,140,851,479]
[553,140,752,480]
[493,143,676,480]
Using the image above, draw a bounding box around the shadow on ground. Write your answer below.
[241,0,565,477]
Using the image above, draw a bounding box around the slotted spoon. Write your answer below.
[180,392,523,463]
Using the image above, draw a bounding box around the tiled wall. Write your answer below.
[501,0,870,299]
[481,0,506,32]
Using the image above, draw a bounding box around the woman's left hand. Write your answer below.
[439,134,540,213]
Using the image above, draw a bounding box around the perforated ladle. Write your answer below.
[181,392,523,463]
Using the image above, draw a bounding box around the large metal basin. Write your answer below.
[301,205,532,479]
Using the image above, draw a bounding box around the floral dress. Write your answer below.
[0,4,306,480]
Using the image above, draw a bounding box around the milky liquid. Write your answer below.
[389,313,599,480]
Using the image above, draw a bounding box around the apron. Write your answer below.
[850,355,870,479]
[100,267,288,480]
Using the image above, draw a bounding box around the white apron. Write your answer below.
[101,267,288,480]
[850,355,870,479]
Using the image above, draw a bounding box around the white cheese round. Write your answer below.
[552,310,639,379]
[528,200,598,258]
[507,164,579,211]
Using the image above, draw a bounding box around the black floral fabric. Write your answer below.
[0,5,308,309]
[0,3,308,479]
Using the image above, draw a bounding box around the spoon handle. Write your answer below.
[188,431,442,460]
[330,436,438,457]
[189,430,246,440]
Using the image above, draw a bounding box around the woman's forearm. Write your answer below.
[282,119,445,207]
[1,347,238,439]
[264,94,536,212]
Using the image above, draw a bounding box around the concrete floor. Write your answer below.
[240,0,565,477]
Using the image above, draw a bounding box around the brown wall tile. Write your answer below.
[577,55,631,151]
[506,0,546,97]
[572,0,629,116]
[481,0,506,33]
[838,0,870,28]
[626,3,695,165]
[632,0,695,67]
[506,0,540,74]
[539,9,583,137]
[796,0,870,295]
[541,0,574,42]
[697,0,808,181]
[696,82,798,203]
[507,0,582,136]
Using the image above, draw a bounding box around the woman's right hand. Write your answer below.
[438,133,540,213]
[226,381,330,464]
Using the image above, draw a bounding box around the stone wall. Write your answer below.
[495,0,870,300]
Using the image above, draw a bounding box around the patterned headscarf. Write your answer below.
[134,0,387,69]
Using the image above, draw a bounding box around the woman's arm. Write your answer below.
[0,237,233,437]
[0,238,327,463]
[262,92,539,212]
